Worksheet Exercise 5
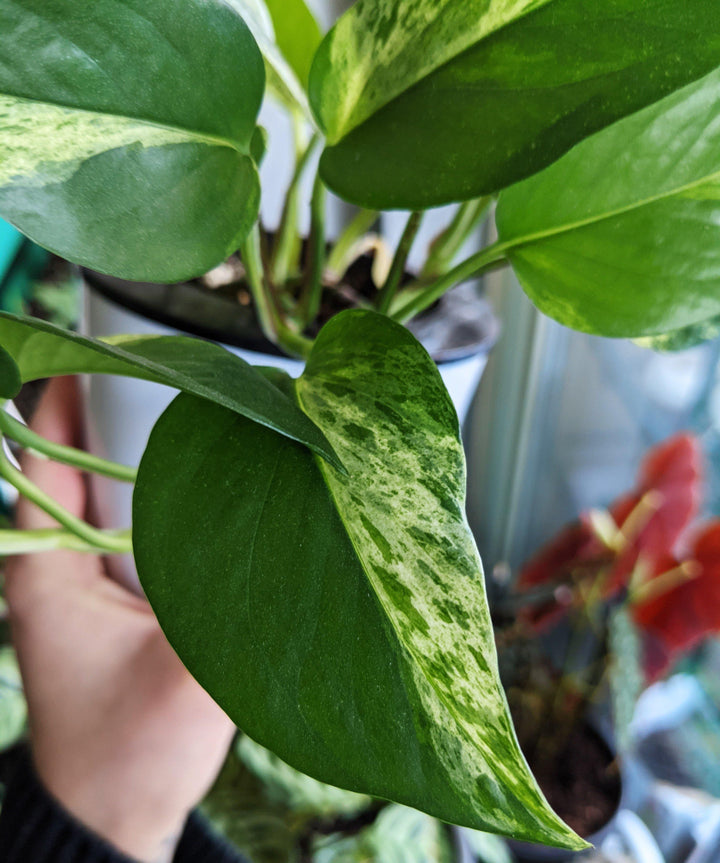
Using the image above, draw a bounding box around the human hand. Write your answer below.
[4,377,235,863]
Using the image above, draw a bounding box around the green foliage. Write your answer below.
[310,0,720,209]
[313,805,455,863]
[0,313,340,468]
[0,0,264,281]
[496,66,720,337]
[237,736,371,819]
[264,0,322,90]
[133,311,583,848]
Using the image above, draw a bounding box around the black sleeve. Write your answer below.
[0,746,246,863]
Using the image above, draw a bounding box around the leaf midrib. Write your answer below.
[501,167,720,254]
[1,90,247,155]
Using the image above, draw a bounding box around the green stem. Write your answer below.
[298,170,327,328]
[376,212,423,315]
[326,209,380,279]
[240,224,313,360]
[421,197,493,280]
[0,411,136,482]
[0,446,132,554]
[271,133,321,287]
[390,241,509,323]
[0,528,132,555]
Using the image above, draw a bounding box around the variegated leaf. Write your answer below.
[310,0,720,208]
[133,311,584,849]
[0,0,264,282]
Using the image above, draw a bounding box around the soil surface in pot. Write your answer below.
[521,723,621,838]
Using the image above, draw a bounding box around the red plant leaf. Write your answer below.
[633,523,720,681]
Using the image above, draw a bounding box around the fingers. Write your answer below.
[15,376,87,529]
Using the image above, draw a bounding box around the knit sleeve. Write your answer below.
[0,746,247,863]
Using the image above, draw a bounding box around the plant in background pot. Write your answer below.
[493,434,720,858]
[3,0,720,855]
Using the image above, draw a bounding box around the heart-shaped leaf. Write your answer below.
[0,312,340,469]
[133,311,584,849]
[310,0,720,209]
[497,66,720,337]
[0,0,264,282]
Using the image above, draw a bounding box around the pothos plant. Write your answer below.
[2,0,720,853]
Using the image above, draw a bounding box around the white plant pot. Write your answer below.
[82,283,493,588]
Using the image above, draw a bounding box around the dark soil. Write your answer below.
[525,725,621,838]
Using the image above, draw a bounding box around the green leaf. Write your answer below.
[225,0,310,115]
[0,0,264,282]
[237,736,371,819]
[313,805,453,863]
[635,315,720,353]
[496,66,720,337]
[0,312,341,469]
[310,0,720,209]
[201,748,296,863]
[0,345,20,399]
[133,310,584,848]
[0,646,27,751]
[264,0,322,89]
[252,127,270,167]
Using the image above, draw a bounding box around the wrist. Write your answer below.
[32,750,189,863]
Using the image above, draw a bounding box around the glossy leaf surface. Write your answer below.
[0,312,340,468]
[134,311,583,848]
[311,0,720,209]
[0,0,264,281]
[497,67,720,336]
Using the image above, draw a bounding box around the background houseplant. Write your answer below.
[3,0,720,853]
[496,433,720,857]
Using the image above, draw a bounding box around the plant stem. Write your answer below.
[241,224,313,360]
[298,170,327,328]
[0,411,136,482]
[271,133,321,287]
[0,528,132,555]
[376,211,423,315]
[421,197,493,280]
[0,446,132,554]
[390,241,509,323]
[326,209,380,279]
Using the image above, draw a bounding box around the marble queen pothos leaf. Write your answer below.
[0,0,264,282]
[310,0,720,209]
[133,311,584,849]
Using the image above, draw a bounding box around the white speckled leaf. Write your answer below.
[310,0,550,143]
[296,311,583,848]
[0,0,265,281]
